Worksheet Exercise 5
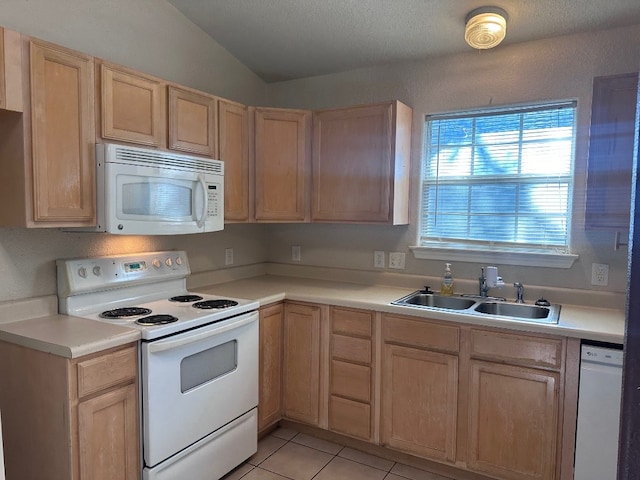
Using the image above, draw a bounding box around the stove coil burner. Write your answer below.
[193,299,239,310]
[136,314,179,326]
[169,295,204,303]
[100,307,152,319]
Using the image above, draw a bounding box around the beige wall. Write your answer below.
[264,24,640,296]
[0,0,269,303]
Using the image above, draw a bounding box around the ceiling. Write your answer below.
[167,0,640,82]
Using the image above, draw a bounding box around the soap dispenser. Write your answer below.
[441,263,454,296]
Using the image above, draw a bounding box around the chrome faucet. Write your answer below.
[479,267,488,297]
[479,266,505,297]
[514,282,524,303]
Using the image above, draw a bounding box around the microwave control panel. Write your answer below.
[207,183,221,218]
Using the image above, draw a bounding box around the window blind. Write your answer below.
[420,102,576,253]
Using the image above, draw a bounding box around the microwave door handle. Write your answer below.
[196,174,208,228]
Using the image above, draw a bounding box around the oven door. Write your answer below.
[141,311,258,468]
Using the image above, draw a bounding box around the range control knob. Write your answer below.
[92,266,102,276]
[175,256,183,266]
[152,258,162,269]
[165,257,173,268]
[78,267,87,278]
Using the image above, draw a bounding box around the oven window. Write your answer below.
[180,340,237,392]
[122,182,192,217]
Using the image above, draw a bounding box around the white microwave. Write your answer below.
[84,143,224,235]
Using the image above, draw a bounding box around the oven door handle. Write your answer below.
[146,312,257,353]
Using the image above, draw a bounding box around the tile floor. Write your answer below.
[222,427,453,480]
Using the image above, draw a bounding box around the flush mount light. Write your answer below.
[465,6,508,49]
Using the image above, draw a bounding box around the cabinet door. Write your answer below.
[382,343,458,462]
[259,303,283,431]
[29,40,95,224]
[312,102,411,224]
[585,73,639,231]
[77,383,139,480]
[0,28,23,112]
[168,86,217,156]
[254,108,311,222]
[100,63,165,147]
[467,360,559,480]
[220,100,250,222]
[283,302,321,425]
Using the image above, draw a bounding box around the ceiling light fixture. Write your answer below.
[464,6,508,50]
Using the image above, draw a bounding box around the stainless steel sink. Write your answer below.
[395,292,476,310]
[392,290,560,324]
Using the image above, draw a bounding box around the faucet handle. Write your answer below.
[422,286,434,294]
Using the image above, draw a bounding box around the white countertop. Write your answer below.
[195,275,626,344]
[0,274,625,358]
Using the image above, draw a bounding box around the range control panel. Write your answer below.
[57,250,190,297]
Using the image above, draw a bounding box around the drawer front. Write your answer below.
[77,346,137,398]
[332,307,372,337]
[383,314,459,353]
[329,395,371,440]
[332,334,371,364]
[331,360,371,402]
[470,329,563,370]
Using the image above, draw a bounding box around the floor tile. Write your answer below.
[247,434,287,465]
[314,456,388,480]
[338,447,395,471]
[390,463,452,480]
[241,468,290,480]
[259,442,333,480]
[290,432,343,454]
[270,426,298,440]
[222,462,254,480]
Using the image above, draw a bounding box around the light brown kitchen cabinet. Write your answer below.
[220,99,250,222]
[258,303,284,432]
[0,37,95,227]
[585,72,639,232]
[283,302,321,425]
[253,107,311,222]
[328,307,375,441]
[99,62,166,148]
[381,314,459,462]
[0,342,139,480]
[466,329,564,480]
[168,85,217,156]
[312,101,412,224]
[0,27,23,112]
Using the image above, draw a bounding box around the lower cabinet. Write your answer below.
[0,341,139,480]
[258,303,284,432]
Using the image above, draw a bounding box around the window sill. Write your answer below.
[410,245,578,269]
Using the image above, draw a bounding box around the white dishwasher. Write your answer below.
[574,343,624,480]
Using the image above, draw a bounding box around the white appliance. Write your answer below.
[574,343,624,480]
[83,143,224,235]
[57,251,258,480]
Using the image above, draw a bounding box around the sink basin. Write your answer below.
[474,302,560,324]
[392,292,476,310]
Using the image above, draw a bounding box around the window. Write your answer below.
[417,101,577,265]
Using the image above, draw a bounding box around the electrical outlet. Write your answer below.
[591,263,609,286]
[225,248,234,266]
[389,252,405,270]
[292,245,301,262]
[374,251,385,268]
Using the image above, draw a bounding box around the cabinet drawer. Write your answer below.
[329,395,371,440]
[331,360,371,402]
[332,334,371,364]
[470,329,563,370]
[383,314,459,353]
[77,346,137,398]
[332,307,372,337]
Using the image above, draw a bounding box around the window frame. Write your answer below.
[412,100,579,268]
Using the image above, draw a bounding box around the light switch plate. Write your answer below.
[374,251,385,268]
[591,263,609,286]
[389,252,405,269]
[292,245,301,262]
[225,248,234,266]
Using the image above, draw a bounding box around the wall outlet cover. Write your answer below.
[292,245,301,262]
[389,252,405,269]
[374,251,385,268]
[591,263,609,286]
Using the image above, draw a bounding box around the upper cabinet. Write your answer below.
[0,28,23,112]
[0,37,95,227]
[585,72,639,232]
[312,101,412,224]
[98,62,166,148]
[168,85,217,156]
[220,99,250,222]
[253,107,311,222]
